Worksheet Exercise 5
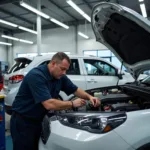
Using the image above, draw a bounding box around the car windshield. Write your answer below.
[141,75,150,84]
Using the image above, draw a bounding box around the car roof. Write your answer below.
[16,54,99,61]
[15,54,118,69]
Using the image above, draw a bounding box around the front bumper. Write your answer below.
[39,120,135,150]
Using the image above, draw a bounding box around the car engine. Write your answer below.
[69,85,150,113]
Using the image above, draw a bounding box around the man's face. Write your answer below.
[51,59,70,79]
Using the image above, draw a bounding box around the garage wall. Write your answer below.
[77,24,107,55]
[13,26,77,58]
[11,24,107,65]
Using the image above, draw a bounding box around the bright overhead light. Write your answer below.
[19,39,33,44]
[20,1,50,19]
[1,35,33,44]
[0,19,37,34]
[139,0,144,2]
[78,32,89,39]
[66,0,91,22]
[140,3,147,17]
[50,18,69,29]
[19,26,38,34]
[0,41,12,46]
[0,19,18,27]
[1,35,19,41]
[83,14,91,22]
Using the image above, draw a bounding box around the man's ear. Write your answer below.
[51,60,56,66]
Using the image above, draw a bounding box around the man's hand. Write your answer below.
[89,97,101,107]
[72,98,86,108]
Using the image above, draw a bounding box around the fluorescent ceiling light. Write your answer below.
[0,19,18,27]
[19,39,33,44]
[66,0,91,22]
[139,0,144,2]
[83,14,91,22]
[0,19,37,35]
[78,32,89,39]
[0,41,12,46]
[140,3,147,17]
[20,1,50,19]
[50,18,69,29]
[2,35,19,41]
[19,26,37,34]
[2,35,33,44]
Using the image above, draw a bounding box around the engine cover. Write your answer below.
[111,103,140,112]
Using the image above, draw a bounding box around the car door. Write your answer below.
[66,58,86,90]
[82,58,119,89]
[60,58,87,100]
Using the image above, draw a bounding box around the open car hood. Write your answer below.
[91,2,150,79]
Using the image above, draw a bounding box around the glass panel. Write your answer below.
[101,57,111,62]
[111,57,127,71]
[111,52,115,56]
[98,50,111,57]
[8,58,32,74]
[83,51,97,56]
[17,53,28,57]
[84,59,116,76]
[26,53,37,57]
[111,57,121,68]
[67,59,80,75]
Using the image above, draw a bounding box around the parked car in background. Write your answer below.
[2,55,147,115]
[38,2,150,150]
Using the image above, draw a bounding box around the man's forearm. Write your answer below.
[42,99,72,110]
[74,88,92,100]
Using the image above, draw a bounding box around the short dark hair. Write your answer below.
[51,52,71,64]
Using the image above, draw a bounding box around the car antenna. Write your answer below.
[116,61,123,86]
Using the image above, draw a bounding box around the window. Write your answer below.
[67,59,80,75]
[84,59,117,76]
[38,59,80,75]
[84,50,97,56]
[8,58,32,74]
[98,50,111,57]
[83,50,127,71]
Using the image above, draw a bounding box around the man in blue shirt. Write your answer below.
[10,52,100,150]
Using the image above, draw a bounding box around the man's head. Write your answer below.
[48,52,71,79]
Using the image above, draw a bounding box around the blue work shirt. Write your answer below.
[12,64,78,121]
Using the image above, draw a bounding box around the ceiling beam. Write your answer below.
[64,1,101,8]
[0,7,34,25]
[13,19,90,34]
[48,0,78,20]
[0,0,19,6]
[13,3,52,25]
[0,26,13,34]
[82,0,92,10]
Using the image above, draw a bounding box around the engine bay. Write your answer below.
[69,85,150,113]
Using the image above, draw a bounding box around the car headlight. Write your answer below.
[58,112,126,133]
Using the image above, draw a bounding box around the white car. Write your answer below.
[38,2,150,150]
[3,54,145,115]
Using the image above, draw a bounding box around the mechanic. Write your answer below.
[10,52,100,150]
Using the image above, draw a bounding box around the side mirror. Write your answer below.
[117,74,123,79]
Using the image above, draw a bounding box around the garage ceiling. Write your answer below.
[0,0,150,34]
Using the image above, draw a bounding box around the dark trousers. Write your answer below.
[10,112,42,150]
